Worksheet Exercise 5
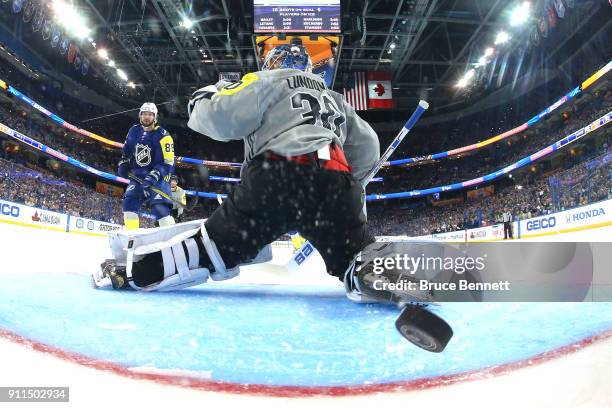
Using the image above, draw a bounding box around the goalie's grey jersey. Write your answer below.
[187,69,380,181]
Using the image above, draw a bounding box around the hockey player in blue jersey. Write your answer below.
[117,102,176,229]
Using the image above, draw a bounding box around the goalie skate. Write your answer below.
[91,259,130,290]
[345,240,442,305]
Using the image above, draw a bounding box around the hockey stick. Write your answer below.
[128,173,194,211]
[185,192,199,212]
[360,100,429,187]
[284,100,430,273]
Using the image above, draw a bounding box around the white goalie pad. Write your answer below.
[108,220,275,291]
[143,236,210,292]
[108,220,203,266]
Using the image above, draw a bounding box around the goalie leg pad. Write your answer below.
[200,220,233,281]
[107,220,210,290]
[107,221,275,291]
[128,233,210,291]
[108,219,203,266]
[114,221,240,290]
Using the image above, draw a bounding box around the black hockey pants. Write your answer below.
[205,153,373,280]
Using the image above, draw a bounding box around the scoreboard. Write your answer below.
[254,1,341,33]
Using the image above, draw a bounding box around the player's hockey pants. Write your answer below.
[205,153,373,279]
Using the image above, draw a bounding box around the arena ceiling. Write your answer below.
[1,0,610,115]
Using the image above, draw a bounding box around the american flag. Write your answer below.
[342,72,368,111]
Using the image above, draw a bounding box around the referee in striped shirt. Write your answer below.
[502,208,514,240]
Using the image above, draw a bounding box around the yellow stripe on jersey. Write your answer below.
[218,73,260,96]
[159,134,174,165]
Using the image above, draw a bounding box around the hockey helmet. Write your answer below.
[139,102,158,120]
[262,44,312,73]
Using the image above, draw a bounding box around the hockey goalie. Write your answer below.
[93,44,453,352]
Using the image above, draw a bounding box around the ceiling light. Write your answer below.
[510,2,530,27]
[456,69,475,87]
[181,18,194,29]
[116,69,128,81]
[73,24,90,39]
[97,49,109,60]
[108,60,115,67]
[495,31,510,45]
[52,0,90,39]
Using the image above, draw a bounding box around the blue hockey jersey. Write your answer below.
[121,124,175,182]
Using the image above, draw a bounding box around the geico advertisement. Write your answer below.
[521,200,611,236]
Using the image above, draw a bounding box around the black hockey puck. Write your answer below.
[395,305,453,353]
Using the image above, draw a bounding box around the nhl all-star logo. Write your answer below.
[135,144,152,166]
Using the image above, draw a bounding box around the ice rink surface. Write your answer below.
[1,222,612,407]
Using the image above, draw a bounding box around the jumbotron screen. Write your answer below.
[254,0,341,33]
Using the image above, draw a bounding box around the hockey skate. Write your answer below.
[345,240,453,352]
[91,259,131,290]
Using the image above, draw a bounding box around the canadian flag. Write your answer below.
[367,72,393,109]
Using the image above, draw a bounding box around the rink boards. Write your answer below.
[0,198,120,236]
[2,197,611,242]
[380,199,612,243]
